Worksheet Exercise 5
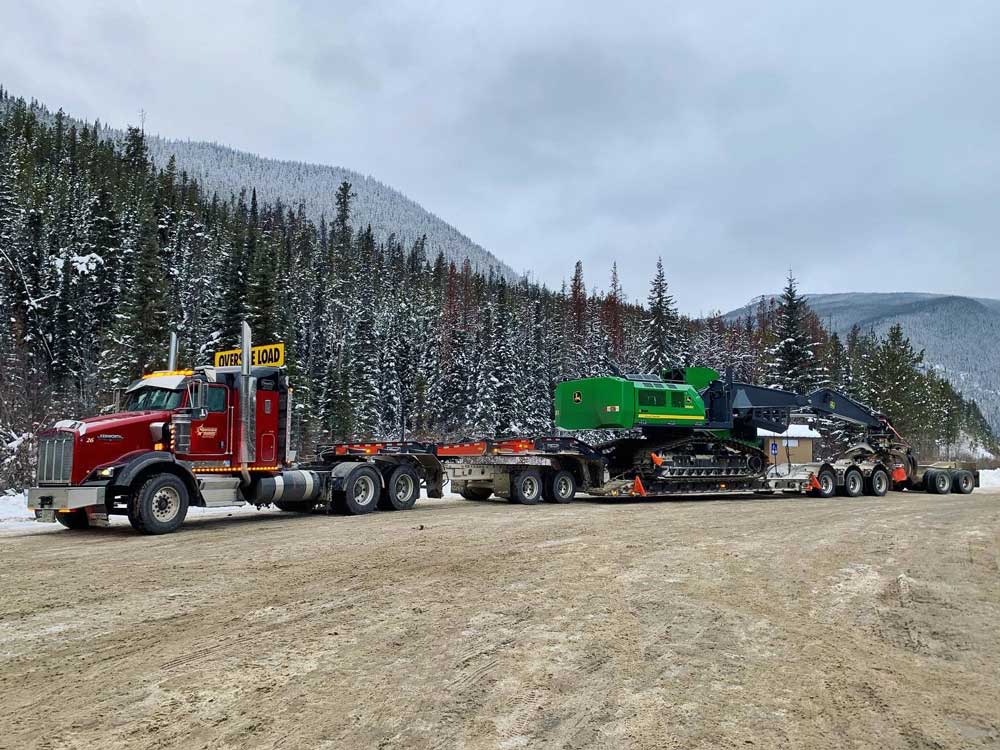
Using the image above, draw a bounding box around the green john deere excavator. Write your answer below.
[553,366,911,496]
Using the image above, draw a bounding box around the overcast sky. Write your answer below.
[3,1,998,314]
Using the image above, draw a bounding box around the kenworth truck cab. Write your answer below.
[28,324,441,533]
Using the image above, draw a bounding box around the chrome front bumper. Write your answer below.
[28,485,106,511]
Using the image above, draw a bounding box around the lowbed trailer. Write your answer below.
[325,436,820,505]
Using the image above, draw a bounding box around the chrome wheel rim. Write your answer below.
[353,476,376,506]
[521,476,539,499]
[820,474,834,494]
[394,474,414,502]
[556,475,572,499]
[873,472,887,494]
[152,487,180,522]
[848,474,861,494]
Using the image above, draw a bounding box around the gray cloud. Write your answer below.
[4,0,999,314]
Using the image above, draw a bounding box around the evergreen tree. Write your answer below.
[766,272,819,393]
[642,257,681,374]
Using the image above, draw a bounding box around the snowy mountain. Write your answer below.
[139,138,515,278]
[723,292,1000,431]
[0,93,514,278]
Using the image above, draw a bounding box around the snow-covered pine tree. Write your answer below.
[642,257,681,375]
[766,272,820,393]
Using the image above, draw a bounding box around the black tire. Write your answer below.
[134,473,189,535]
[865,467,890,497]
[379,465,420,510]
[842,468,864,498]
[926,469,952,495]
[953,470,975,495]
[510,469,543,505]
[337,465,381,515]
[273,500,315,513]
[459,486,493,501]
[127,498,145,532]
[55,510,90,530]
[811,468,837,498]
[543,470,576,504]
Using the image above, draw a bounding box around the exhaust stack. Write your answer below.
[167,332,178,371]
[239,321,256,475]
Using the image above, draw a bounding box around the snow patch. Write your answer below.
[979,469,1000,487]
[0,492,31,522]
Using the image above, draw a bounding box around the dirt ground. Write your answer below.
[1,488,998,750]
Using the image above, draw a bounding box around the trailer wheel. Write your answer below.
[925,469,952,495]
[460,487,493,501]
[510,469,543,505]
[841,468,864,498]
[337,465,381,514]
[379,465,420,510]
[134,473,189,535]
[953,470,975,495]
[811,468,837,498]
[543,470,576,503]
[865,468,890,497]
[55,510,90,530]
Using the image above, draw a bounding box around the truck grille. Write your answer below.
[37,432,74,484]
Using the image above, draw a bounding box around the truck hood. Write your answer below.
[49,411,173,436]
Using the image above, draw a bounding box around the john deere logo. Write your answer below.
[573,391,583,404]
[830,399,837,410]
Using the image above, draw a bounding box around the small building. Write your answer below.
[758,424,822,464]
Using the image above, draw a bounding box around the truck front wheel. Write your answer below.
[133,473,189,534]
[56,509,91,530]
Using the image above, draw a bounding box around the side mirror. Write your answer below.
[187,382,209,421]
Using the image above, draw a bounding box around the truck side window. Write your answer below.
[207,386,227,413]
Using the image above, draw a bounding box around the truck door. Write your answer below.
[187,384,231,460]
[255,389,279,464]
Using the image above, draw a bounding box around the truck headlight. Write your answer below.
[96,466,116,478]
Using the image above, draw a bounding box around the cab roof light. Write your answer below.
[142,370,194,379]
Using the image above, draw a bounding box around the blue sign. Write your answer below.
[770,442,779,455]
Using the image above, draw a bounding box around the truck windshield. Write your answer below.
[123,387,183,411]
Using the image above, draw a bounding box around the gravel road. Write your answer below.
[1,489,998,749]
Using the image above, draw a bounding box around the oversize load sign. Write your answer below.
[214,343,285,368]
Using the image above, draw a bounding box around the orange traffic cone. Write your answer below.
[632,476,647,497]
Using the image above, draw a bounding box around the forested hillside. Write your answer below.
[0,92,513,279]
[725,292,1000,433]
[0,90,994,490]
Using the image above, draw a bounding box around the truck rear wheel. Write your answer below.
[459,487,493,501]
[337,465,381,515]
[510,469,543,505]
[379,465,420,510]
[925,469,952,495]
[133,473,189,535]
[56,510,90,530]
[841,468,864,498]
[543,470,576,503]
[953,470,975,494]
[865,468,890,497]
